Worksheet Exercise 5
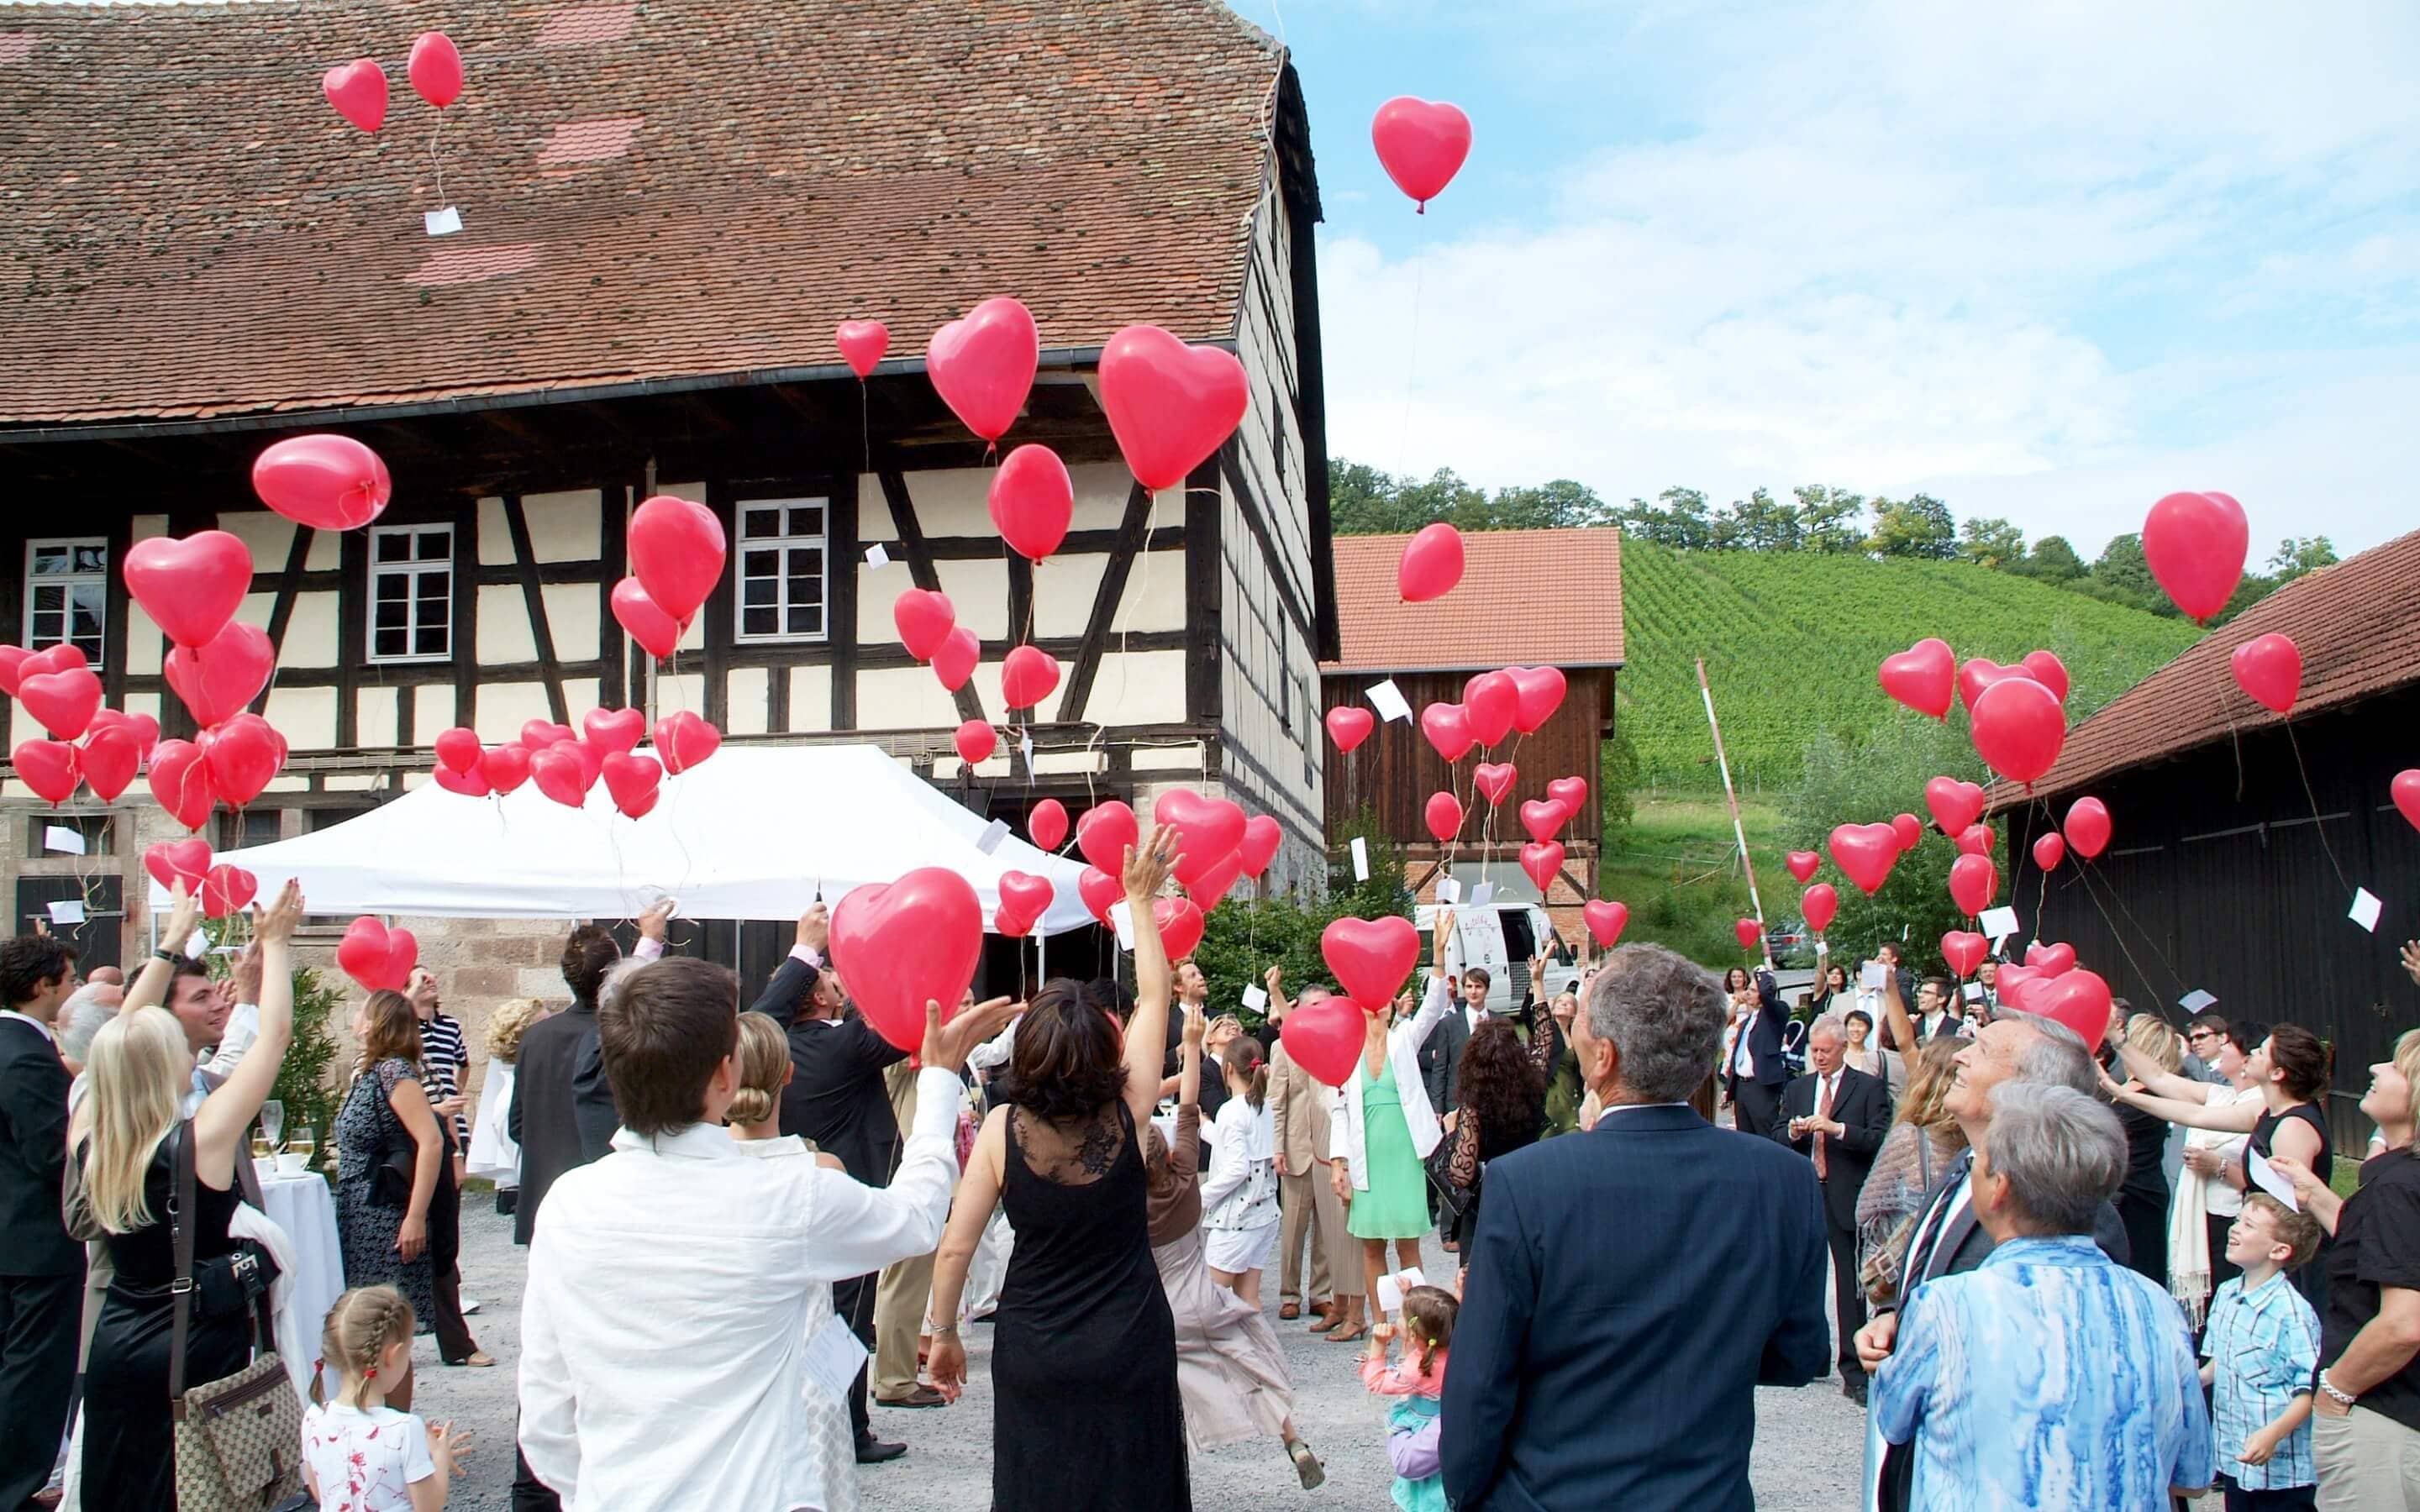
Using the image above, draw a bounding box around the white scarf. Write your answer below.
[2169,1126,2224,1327]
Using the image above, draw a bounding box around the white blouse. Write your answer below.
[1201,1095,1278,1231]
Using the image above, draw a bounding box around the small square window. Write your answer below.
[732,497,829,644]
[367,524,454,664]
[26,814,113,859]
[23,538,108,663]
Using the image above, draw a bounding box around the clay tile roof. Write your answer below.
[1322,528,1625,674]
[2004,527,2420,807]
[0,0,1287,428]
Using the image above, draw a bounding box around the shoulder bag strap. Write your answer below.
[168,1119,195,1416]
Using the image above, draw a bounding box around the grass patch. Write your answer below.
[1602,794,1783,969]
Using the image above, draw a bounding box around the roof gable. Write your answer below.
[1322,527,1625,674]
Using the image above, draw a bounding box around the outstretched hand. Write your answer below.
[929,1334,967,1403]
[2402,939,2420,989]
[1123,827,1181,902]
[795,901,829,954]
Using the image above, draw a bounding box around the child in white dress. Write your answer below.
[301,1285,470,1512]
[1202,1035,1281,1305]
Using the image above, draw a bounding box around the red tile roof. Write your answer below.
[1322,528,1625,673]
[2003,527,2420,806]
[0,0,1286,427]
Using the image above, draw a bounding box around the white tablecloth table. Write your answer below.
[254,1165,345,1394]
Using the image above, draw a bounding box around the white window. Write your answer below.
[734,498,829,642]
[368,523,454,662]
[24,538,107,661]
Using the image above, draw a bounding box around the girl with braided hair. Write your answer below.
[300,1284,471,1510]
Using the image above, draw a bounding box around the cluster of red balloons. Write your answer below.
[427,709,719,817]
[1063,797,1281,931]
[1878,636,2070,786]
[338,916,420,993]
[1414,666,1567,761]
[610,496,728,660]
[1281,915,1423,1086]
[321,31,462,134]
[2028,795,2112,878]
[992,870,1055,939]
[142,839,258,921]
[4,647,163,806]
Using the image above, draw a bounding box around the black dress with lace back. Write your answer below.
[992,1100,1187,1510]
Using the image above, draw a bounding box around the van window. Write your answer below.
[1501,911,1536,1005]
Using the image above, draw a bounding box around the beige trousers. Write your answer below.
[1276,1168,1328,1305]
[874,1063,939,1400]
[2314,1403,2420,1512]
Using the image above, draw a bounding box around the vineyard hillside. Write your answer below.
[1619,540,2205,789]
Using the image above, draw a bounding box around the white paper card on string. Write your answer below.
[1375,1266,1428,1315]
[2349,888,2383,933]
[2247,1147,2300,1210]
[423,206,463,237]
[45,899,85,926]
[43,825,85,855]
[1020,735,1036,771]
[182,929,210,958]
[974,820,1011,855]
[1366,680,1413,722]
[799,1312,871,1404]
[1240,985,1269,1011]
[1977,906,2020,942]
[1350,837,1369,881]
[863,543,891,570]
[1434,876,1461,906]
[1414,905,1437,931]
[1962,983,1985,1003]
[2179,989,2219,1013]
[1469,882,1496,906]
[1108,900,1136,951]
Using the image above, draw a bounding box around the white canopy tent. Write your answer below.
[155,744,1095,935]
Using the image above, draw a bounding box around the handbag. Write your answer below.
[168,1121,306,1511]
[1423,1128,1475,1231]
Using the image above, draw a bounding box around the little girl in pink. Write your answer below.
[1360,1284,1457,1512]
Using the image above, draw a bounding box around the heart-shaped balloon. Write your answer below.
[1423,790,1463,844]
[989,444,1075,562]
[433,764,492,798]
[78,724,139,802]
[2024,941,2077,977]
[1970,677,2066,785]
[1187,846,1246,911]
[1547,776,1588,814]
[2393,770,2420,834]
[933,627,980,691]
[629,496,726,626]
[1784,850,1822,884]
[583,707,646,757]
[1996,964,2044,1011]
[955,720,997,767]
[202,714,282,807]
[1097,324,1249,491]
[1948,853,1999,916]
[147,739,213,830]
[653,711,721,775]
[599,751,662,819]
[1828,822,1901,895]
[1518,799,1569,845]
[1891,813,1924,852]
[1956,657,2028,716]
[1397,523,1465,603]
[337,916,418,992]
[1077,866,1122,923]
[1878,638,1955,721]
[560,738,604,791]
[163,621,274,729]
[2229,633,2302,716]
[832,867,984,1051]
[1239,815,1281,879]
[1472,763,1516,806]
[2065,796,2112,858]
[1325,706,1374,753]
[1154,897,1207,959]
[836,320,891,379]
[2028,968,2115,1046]
[1001,645,1061,711]
[124,530,253,650]
[1462,671,1518,748]
[612,577,681,659]
[1802,884,1839,934]
[21,643,87,678]
[481,743,532,795]
[89,708,160,763]
[2021,650,2070,703]
[928,297,1039,443]
[407,30,463,108]
[1322,915,1419,1011]
[1507,667,1566,734]
[1280,997,1367,1088]
[251,433,391,530]
[529,745,590,807]
[1734,918,1764,953]
[19,668,103,740]
[2143,491,2249,623]
[1370,96,1472,209]
[322,58,388,133]
[13,741,79,804]
[1940,931,1987,979]
[200,864,259,920]
[1419,703,1474,762]
[0,645,29,697]
[1925,777,1986,838]
[1583,900,1628,949]
[1153,790,1246,887]
[1076,801,1139,874]
[998,871,1056,929]
[434,727,484,774]
[1956,823,1996,857]
[519,720,573,751]
[1521,842,1566,894]
[1028,798,1069,853]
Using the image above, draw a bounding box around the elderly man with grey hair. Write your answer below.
[1442,944,1829,1511]
[1872,1083,2214,1508]
[1774,1013,1893,1403]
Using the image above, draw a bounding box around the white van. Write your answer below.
[1421,901,1562,1016]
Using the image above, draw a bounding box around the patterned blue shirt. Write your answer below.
[1874,1234,2216,1510]
[2201,1270,2319,1490]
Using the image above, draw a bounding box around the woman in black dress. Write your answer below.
[928,828,1186,1511]
[1442,985,1559,1286]
[72,881,302,1509]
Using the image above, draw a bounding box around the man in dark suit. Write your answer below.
[1773,1016,1891,1403]
[1418,969,1482,1121]
[0,933,83,1511]
[1721,966,1791,1138]
[1443,944,1829,1511]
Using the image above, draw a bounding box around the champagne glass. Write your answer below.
[260,1100,285,1152]
[250,1131,272,1161]
[290,1125,315,1166]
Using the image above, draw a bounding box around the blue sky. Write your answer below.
[1246,0,2420,559]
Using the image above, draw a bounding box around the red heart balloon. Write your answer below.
[2143,491,2249,623]
[322,58,388,132]
[989,444,1075,562]
[481,743,532,795]
[1239,816,1281,879]
[147,739,213,830]
[2023,941,2078,978]
[1097,325,1249,491]
[2230,633,2302,716]
[2065,796,2112,858]
[530,744,591,807]
[629,496,726,625]
[1518,799,1569,845]
[2028,968,2114,1046]
[1462,671,1518,748]
[1547,776,1588,814]
[1828,822,1901,895]
[612,577,682,660]
[1784,850,1822,884]
[1891,812,1924,852]
[1583,900,1628,949]
[200,865,258,920]
[1970,677,2066,786]
[1186,846,1244,915]
[338,917,417,992]
[1325,706,1375,753]
[1279,997,1367,1088]
[1878,638,1955,721]
[2021,650,2070,703]
[928,297,1039,443]
[560,738,602,790]
[1077,866,1122,923]
[891,588,957,661]
[1397,523,1465,603]
[1423,790,1463,843]
[434,764,492,798]
[520,720,573,751]
[998,871,1056,928]
[601,751,662,819]
[1956,657,2028,715]
[1948,853,2000,916]
[1997,964,2044,1011]
[164,621,274,728]
[121,711,161,762]
[1370,96,1472,209]
[831,867,984,1051]
[78,725,140,801]
[1521,842,1566,894]
[251,433,390,530]
[1956,823,1996,857]
[2393,770,2420,834]
[994,903,1039,940]
[1472,763,1517,806]
[407,30,463,108]
[1154,897,1207,959]
[1802,884,1839,935]
[1734,917,1764,953]
[836,320,890,380]
[203,713,283,808]
[12,740,78,804]
[1076,801,1139,874]
[1925,777,1987,838]
[1940,931,1987,979]
[124,530,253,650]
[955,719,997,767]
[19,668,102,740]
[21,643,87,678]
[583,707,645,757]
[1322,916,1420,1011]
[1028,798,1069,853]
[0,645,29,697]
[434,727,484,774]
[653,711,722,775]
[1420,703,1475,762]
[933,627,980,692]
[2032,831,2066,872]
[1153,790,1247,887]
[1507,667,1566,734]
[1001,645,1061,711]
[143,839,213,894]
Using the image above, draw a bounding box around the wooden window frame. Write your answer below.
[367,522,455,664]
[23,536,108,661]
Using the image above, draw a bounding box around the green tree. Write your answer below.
[1794,486,1868,554]
[2267,536,2338,584]
[1781,723,1974,973]
[2014,534,2086,585]
[1866,495,1958,559]
[1956,516,2027,570]
[1713,487,1803,552]
[1617,487,1715,549]
[2086,533,2171,614]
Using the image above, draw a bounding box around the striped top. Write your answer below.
[419,1011,471,1149]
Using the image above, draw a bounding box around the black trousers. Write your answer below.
[834,1270,880,1446]
[2218,1475,2316,1511]
[0,1271,81,1509]
[1730,1077,1783,1140]
[512,1438,564,1512]
[1819,1187,1865,1378]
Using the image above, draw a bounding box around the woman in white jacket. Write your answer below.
[464,997,551,1212]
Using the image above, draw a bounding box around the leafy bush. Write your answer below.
[1191,805,1413,1037]
[274,965,345,1139]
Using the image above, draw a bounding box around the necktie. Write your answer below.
[1813,1076,1832,1179]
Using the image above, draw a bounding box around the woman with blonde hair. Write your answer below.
[465,996,552,1215]
[73,881,302,1509]
[1853,1037,1968,1305]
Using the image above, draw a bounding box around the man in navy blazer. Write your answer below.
[1444,944,1830,1511]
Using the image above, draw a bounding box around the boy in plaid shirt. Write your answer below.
[2202,1192,2328,1510]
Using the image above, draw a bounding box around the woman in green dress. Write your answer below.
[1328,913,1456,1341]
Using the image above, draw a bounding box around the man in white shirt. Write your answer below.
[519,955,1000,1511]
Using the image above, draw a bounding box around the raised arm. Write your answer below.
[1880,969,1922,1084]
[2102,1070,2264,1132]
[1264,964,1292,1025]
[2118,1042,2218,1104]
[1402,912,1456,1052]
[122,883,205,1016]
[1119,827,1182,1128]
[194,882,302,1183]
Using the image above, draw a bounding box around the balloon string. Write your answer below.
[2074,856,2189,1001]
[2285,724,2352,893]
[429,112,446,210]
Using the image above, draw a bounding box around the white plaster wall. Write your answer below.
[1080,649,1186,726]
[856,666,964,732]
[788,666,833,732]
[414,685,456,739]
[264,685,338,749]
[1030,554,1107,638]
[541,583,601,662]
[1114,550,1187,633]
[1129,742,1206,772]
[476,585,535,664]
[306,528,340,572]
[477,499,515,565]
[472,682,553,744]
[726,668,770,737]
[281,593,340,669]
[356,687,399,748]
[523,491,603,561]
[215,510,297,575]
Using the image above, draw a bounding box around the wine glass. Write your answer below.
[289,1125,315,1168]
[259,1100,285,1152]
